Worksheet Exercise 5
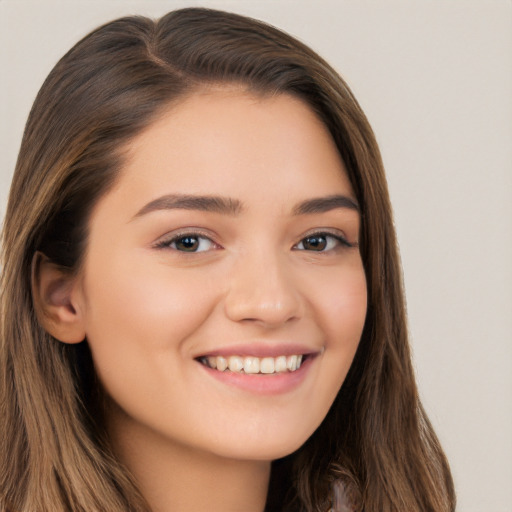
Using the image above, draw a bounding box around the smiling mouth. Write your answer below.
[197,354,305,375]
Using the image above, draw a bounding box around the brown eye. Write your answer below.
[174,236,200,252]
[156,233,218,252]
[294,232,352,252]
[302,235,327,251]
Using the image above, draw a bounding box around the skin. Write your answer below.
[38,88,367,511]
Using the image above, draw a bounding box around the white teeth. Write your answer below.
[287,355,298,371]
[244,356,260,374]
[216,356,228,371]
[201,354,305,374]
[260,357,275,374]
[228,356,243,372]
[274,356,287,373]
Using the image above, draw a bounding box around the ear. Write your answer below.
[31,252,86,344]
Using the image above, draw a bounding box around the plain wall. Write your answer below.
[1,1,511,510]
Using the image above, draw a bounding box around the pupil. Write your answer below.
[305,236,326,251]
[177,236,199,251]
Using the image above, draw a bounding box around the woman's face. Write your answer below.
[73,89,367,461]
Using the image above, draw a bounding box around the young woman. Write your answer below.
[0,8,455,512]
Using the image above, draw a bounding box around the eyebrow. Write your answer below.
[292,195,359,215]
[132,193,359,219]
[133,194,244,218]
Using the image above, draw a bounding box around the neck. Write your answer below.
[107,407,271,512]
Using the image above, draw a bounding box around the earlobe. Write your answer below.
[31,252,86,344]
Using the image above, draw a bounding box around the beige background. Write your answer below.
[1,1,511,510]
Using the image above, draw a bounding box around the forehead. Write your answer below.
[102,88,354,218]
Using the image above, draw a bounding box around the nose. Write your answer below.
[223,250,303,327]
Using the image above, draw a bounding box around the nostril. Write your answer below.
[224,292,302,326]
[222,257,304,326]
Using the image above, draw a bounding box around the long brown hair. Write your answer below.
[0,8,455,512]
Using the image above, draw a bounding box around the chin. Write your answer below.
[205,424,316,462]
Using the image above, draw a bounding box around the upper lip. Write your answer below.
[194,342,322,359]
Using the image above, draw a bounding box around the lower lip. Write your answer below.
[197,356,314,395]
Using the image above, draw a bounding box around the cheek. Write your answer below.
[312,260,367,346]
[78,255,224,432]
[78,253,221,397]
[309,261,367,390]
[82,254,216,343]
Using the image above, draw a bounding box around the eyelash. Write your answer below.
[154,230,354,253]
[293,231,354,252]
[154,230,220,252]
